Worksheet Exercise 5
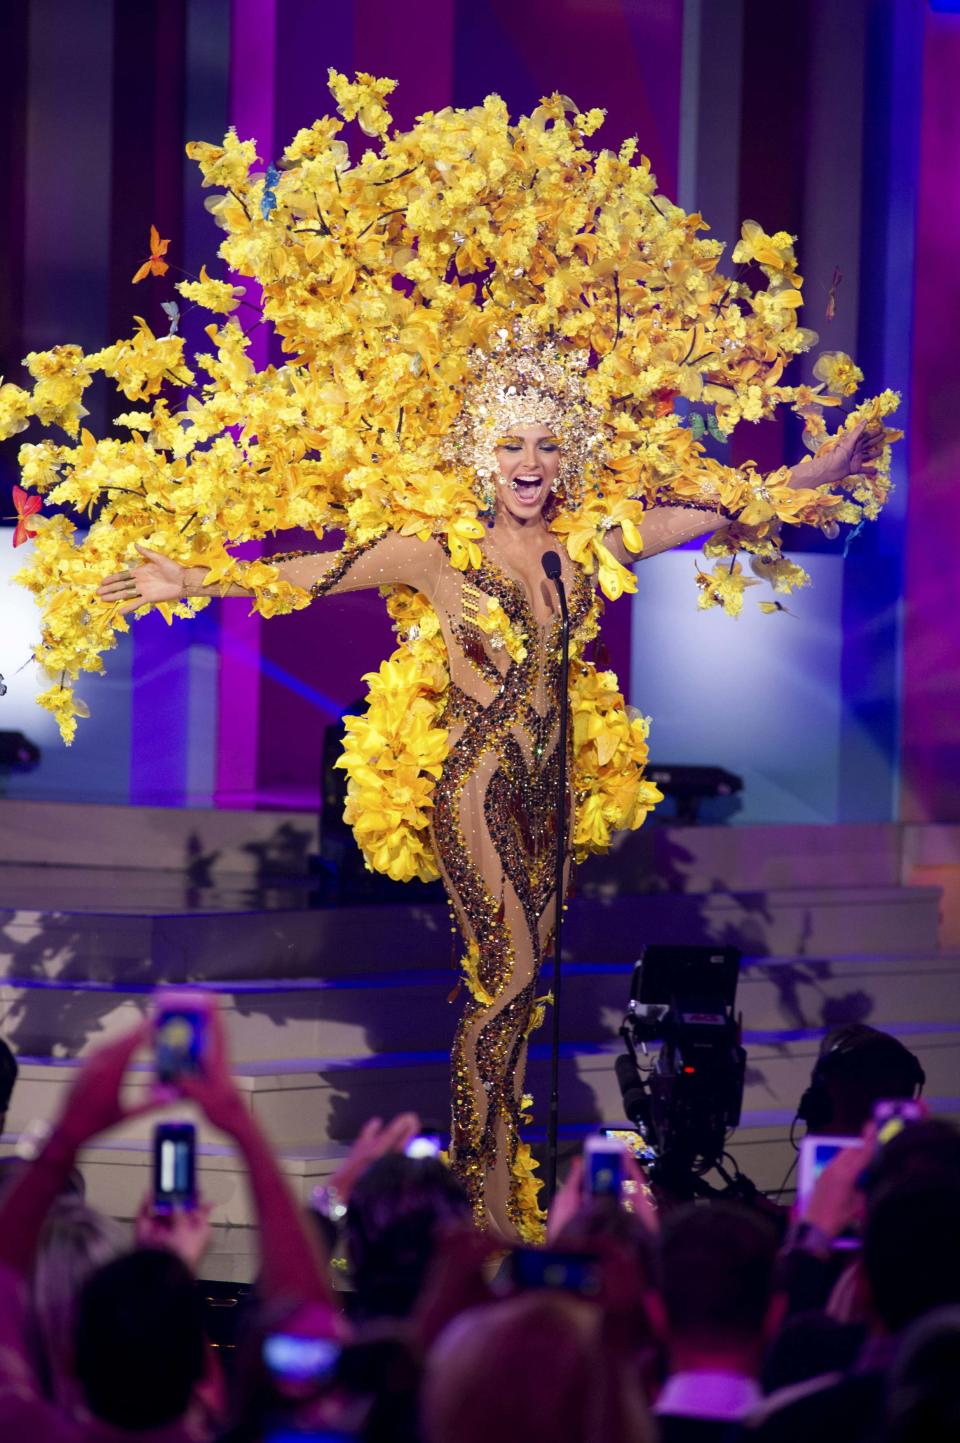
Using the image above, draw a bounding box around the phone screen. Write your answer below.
[585,1138,625,1198]
[508,1247,602,1298]
[153,1123,196,1210]
[600,1127,656,1165]
[796,1134,863,1237]
[155,1007,207,1083]
[262,1334,341,1384]
[405,1133,443,1159]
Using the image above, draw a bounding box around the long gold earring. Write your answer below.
[477,475,497,528]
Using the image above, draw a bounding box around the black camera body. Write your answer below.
[619,945,746,1192]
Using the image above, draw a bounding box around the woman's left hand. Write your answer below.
[808,418,885,489]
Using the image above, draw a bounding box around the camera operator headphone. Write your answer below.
[796,1024,926,1132]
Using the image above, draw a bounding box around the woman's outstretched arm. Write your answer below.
[605,418,882,565]
[98,530,445,613]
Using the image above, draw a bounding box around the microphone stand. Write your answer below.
[542,551,570,1204]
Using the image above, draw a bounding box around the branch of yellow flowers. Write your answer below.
[101,484,177,516]
[356,207,406,240]
[226,187,253,221]
[371,165,418,186]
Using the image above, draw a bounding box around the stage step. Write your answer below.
[8,1016,959,1153]
[0,1134,344,1284]
[2,951,959,1064]
[0,803,910,893]
[0,883,942,987]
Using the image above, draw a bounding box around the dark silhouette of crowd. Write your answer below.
[0,1011,956,1443]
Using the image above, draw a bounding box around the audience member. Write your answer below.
[760,1311,864,1398]
[752,1145,960,1440]
[0,1005,336,1441]
[884,1305,960,1443]
[0,1036,17,1138]
[344,1152,472,1322]
[423,1290,652,1443]
[75,1247,206,1431]
[795,1025,925,1138]
[652,1202,783,1440]
[33,1196,127,1409]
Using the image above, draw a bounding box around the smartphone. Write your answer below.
[873,1098,923,1149]
[796,1134,863,1221]
[405,1133,443,1160]
[264,1432,354,1443]
[264,1434,354,1443]
[584,1133,626,1198]
[507,1246,602,1298]
[152,1122,197,1212]
[262,1333,341,1385]
[154,993,209,1084]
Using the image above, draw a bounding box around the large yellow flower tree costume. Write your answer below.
[3,74,900,1238]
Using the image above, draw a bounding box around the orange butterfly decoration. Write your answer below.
[11,485,42,547]
[132,225,171,284]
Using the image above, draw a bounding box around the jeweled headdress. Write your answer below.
[444,322,603,506]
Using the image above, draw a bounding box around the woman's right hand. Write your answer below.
[96,544,185,614]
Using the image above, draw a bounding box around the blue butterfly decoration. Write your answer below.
[261,165,280,220]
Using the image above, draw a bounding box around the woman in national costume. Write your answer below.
[4,74,898,1241]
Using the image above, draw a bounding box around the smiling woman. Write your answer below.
[9,73,898,1239]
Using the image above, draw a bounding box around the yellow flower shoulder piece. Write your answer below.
[334,586,449,883]
[570,661,663,860]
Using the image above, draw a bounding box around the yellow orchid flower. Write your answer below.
[813,350,864,398]
[474,596,527,664]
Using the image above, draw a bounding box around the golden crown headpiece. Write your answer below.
[446,322,604,506]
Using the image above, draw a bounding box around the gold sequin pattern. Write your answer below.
[434,548,592,1234]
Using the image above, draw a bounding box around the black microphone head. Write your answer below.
[541,550,562,581]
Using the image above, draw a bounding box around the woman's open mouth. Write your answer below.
[511,474,545,505]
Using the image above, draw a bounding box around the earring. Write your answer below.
[479,475,497,528]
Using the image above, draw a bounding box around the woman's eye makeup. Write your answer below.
[495,436,561,451]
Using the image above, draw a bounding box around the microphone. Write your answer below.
[541,545,570,1202]
[541,550,562,582]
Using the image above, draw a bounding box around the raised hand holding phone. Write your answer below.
[136,1189,213,1274]
[153,990,249,1138]
[54,1020,155,1150]
[798,1127,873,1247]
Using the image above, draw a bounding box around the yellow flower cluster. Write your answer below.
[511,1139,546,1244]
[473,595,528,663]
[460,940,495,1007]
[5,72,899,851]
[334,587,448,881]
[569,661,663,859]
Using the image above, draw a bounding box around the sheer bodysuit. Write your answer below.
[270,530,594,1236]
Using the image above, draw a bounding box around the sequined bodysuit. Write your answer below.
[271,532,594,1237]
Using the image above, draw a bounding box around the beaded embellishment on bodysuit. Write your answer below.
[431,552,593,1234]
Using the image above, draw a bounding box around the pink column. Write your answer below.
[214,0,277,805]
[900,10,960,823]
